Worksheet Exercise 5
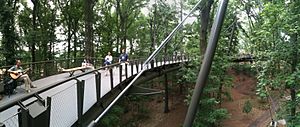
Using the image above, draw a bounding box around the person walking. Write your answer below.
[119,49,129,76]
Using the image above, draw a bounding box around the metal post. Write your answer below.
[141,60,143,70]
[119,65,122,83]
[95,72,101,103]
[136,61,139,73]
[151,60,154,68]
[125,63,128,78]
[77,80,85,127]
[18,102,30,127]
[131,61,133,76]
[183,0,229,126]
[110,68,113,90]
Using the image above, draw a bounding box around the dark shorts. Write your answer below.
[104,61,111,65]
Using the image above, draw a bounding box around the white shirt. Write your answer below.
[105,55,113,62]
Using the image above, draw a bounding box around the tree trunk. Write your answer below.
[130,38,133,55]
[116,0,121,53]
[67,11,71,68]
[228,17,237,55]
[84,0,94,59]
[0,0,17,65]
[290,34,297,121]
[73,18,79,62]
[199,0,213,57]
[31,0,38,63]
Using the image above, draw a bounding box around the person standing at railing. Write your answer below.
[104,52,113,76]
[119,49,129,76]
[7,59,36,93]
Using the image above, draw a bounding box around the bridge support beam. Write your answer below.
[183,0,229,126]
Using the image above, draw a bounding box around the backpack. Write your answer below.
[3,76,17,95]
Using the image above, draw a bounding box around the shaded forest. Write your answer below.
[1,0,300,126]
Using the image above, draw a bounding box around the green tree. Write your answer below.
[0,0,18,65]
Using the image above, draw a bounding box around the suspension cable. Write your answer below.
[89,0,205,126]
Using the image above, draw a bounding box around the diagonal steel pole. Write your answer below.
[183,0,229,127]
[89,1,204,126]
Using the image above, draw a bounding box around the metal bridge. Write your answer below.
[0,56,189,127]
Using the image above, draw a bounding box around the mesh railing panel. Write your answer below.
[2,114,19,127]
[49,82,78,127]
[0,106,19,127]
[82,75,97,114]
[100,71,111,97]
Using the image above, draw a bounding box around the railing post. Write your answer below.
[110,68,114,89]
[151,59,154,69]
[77,80,85,127]
[119,64,122,83]
[125,63,128,78]
[140,60,143,70]
[18,102,30,127]
[95,72,101,104]
[131,61,133,76]
[135,61,139,73]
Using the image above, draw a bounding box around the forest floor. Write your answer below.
[220,69,273,127]
[124,68,274,127]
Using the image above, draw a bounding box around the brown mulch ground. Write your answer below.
[124,69,275,127]
[221,69,271,127]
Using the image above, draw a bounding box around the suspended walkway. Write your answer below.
[0,56,189,127]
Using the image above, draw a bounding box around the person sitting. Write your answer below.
[7,60,36,93]
[82,57,93,67]
[104,52,113,76]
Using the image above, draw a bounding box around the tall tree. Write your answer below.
[116,0,148,51]
[30,0,38,63]
[0,0,18,65]
[84,0,94,59]
[199,0,213,57]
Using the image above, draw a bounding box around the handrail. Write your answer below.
[0,57,105,69]
[91,0,203,125]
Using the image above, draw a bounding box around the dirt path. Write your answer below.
[221,70,271,127]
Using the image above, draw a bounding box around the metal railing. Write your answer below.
[0,57,105,81]
[0,55,188,127]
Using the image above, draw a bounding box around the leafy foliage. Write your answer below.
[243,100,252,114]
